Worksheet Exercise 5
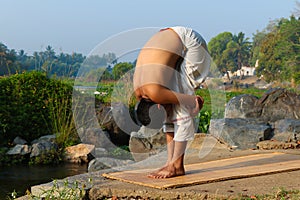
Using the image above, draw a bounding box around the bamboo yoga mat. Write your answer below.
[102,152,300,189]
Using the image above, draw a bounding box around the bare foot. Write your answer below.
[148,164,185,179]
[148,163,168,176]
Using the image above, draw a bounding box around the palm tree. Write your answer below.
[45,45,56,61]
[0,43,17,75]
[224,32,251,72]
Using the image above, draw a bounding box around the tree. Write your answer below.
[257,16,300,83]
[208,32,233,73]
[208,32,251,74]
[250,30,267,66]
[224,32,251,71]
[112,62,134,80]
[0,43,17,75]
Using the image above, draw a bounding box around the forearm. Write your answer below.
[142,84,197,107]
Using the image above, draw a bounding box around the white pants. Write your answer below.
[169,26,210,141]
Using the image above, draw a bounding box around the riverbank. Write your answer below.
[1,163,87,199]
[19,134,300,199]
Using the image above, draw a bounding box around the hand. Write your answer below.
[196,95,204,111]
[189,96,204,117]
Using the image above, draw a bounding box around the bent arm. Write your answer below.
[141,84,197,108]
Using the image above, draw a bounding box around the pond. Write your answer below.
[0,163,88,199]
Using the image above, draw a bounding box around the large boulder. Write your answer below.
[97,103,139,146]
[225,88,300,122]
[225,94,260,118]
[218,88,300,149]
[256,88,300,122]
[209,118,273,149]
[78,128,114,150]
[272,119,300,142]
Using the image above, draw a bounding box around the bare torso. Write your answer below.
[134,29,184,100]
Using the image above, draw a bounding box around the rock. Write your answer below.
[99,103,139,146]
[30,141,58,157]
[64,143,95,163]
[13,136,27,145]
[88,157,134,172]
[129,126,166,161]
[209,118,273,149]
[79,128,114,150]
[256,88,300,122]
[94,147,109,157]
[225,94,260,118]
[218,88,300,149]
[272,119,300,142]
[257,140,299,150]
[31,134,56,144]
[225,88,300,123]
[6,144,31,155]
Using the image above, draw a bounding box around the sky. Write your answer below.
[0,0,298,56]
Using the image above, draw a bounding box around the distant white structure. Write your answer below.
[225,65,256,79]
[240,66,256,76]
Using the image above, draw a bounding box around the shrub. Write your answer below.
[0,71,78,147]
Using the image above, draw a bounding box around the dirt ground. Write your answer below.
[86,134,300,200]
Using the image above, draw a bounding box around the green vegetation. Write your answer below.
[9,179,91,200]
[0,71,77,146]
[0,71,80,165]
[256,16,300,84]
[208,31,251,73]
[207,16,299,85]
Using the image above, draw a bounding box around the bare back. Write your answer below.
[134,29,184,100]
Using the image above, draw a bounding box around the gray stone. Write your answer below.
[209,118,273,149]
[98,103,139,146]
[94,147,109,157]
[272,119,300,142]
[31,134,56,144]
[256,88,300,122]
[129,126,166,161]
[88,157,134,172]
[225,94,260,119]
[225,88,300,123]
[79,128,114,150]
[13,136,27,145]
[6,144,31,155]
[30,141,57,157]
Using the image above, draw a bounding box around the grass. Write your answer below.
[9,178,93,200]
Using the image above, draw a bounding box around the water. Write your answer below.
[0,163,88,199]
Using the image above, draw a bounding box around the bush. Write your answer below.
[0,71,77,147]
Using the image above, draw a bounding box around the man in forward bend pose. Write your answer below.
[133,26,210,178]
